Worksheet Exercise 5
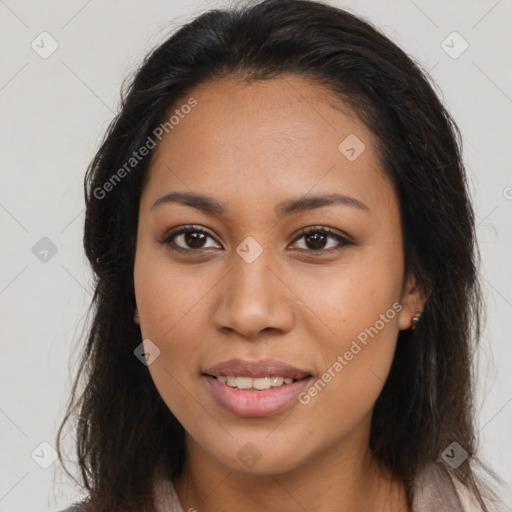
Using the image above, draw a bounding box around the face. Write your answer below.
[133,75,422,476]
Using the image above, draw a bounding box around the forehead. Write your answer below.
[141,74,395,217]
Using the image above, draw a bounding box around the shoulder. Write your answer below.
[451,472,508,512]
[411,462,466,510]
[451,479,483,512]
[411,462,501,512]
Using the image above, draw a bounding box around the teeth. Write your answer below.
[269,376,284,387]
[216,375,296,390]
[235,376,253,389]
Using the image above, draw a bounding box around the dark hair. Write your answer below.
[56,0,504,510]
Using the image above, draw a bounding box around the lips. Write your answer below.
[203,358,312,380]
[202,358,314,417]
[204,374,313,417]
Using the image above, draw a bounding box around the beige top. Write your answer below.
[152,463,486,512]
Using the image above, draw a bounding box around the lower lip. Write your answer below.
[203,375,312,417]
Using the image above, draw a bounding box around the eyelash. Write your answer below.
[158,224,353,255]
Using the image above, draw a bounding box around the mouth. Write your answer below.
[202,358,314,417]
[202,373,313,417]
[204,374,312,391]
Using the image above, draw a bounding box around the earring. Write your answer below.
[133,308,140,325]
[411,309,421,330]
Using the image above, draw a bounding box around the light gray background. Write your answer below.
[1,0,511,510]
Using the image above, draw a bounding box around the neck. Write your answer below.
[172,429,410,512]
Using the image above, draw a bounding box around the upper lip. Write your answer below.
[203,358,312,379]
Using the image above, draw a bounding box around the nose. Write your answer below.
[212,244,295,340]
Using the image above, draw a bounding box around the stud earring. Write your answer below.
[411,309,421,330]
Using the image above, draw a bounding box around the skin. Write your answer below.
[133,74,425,512]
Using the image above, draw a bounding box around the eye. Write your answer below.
[289,225,352,253]
[158,225,221,252]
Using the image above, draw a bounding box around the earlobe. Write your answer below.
[398,303,423,331]
[133,307,140,325]
[410,309,422,330]
[398,275,426,331]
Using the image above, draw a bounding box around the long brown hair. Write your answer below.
[56,0,504,510]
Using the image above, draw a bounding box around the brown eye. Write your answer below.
[304,231,329,250]
[182,231,208,249]
[291,226,352,253]
[159,225,221,252]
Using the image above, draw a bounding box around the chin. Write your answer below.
[205,435,308,476]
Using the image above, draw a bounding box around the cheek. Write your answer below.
[134,264,206,425]
[133,248,205,404]
[293,254,402,346]
[297,282,400,436]
[292,250,403,418]
[134,239,210,340]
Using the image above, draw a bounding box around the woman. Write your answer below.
[56,0,506,510]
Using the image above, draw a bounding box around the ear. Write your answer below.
[133,307,140,325]
[398,273,427,331]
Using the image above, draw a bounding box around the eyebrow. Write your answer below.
[150,191,369,217]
